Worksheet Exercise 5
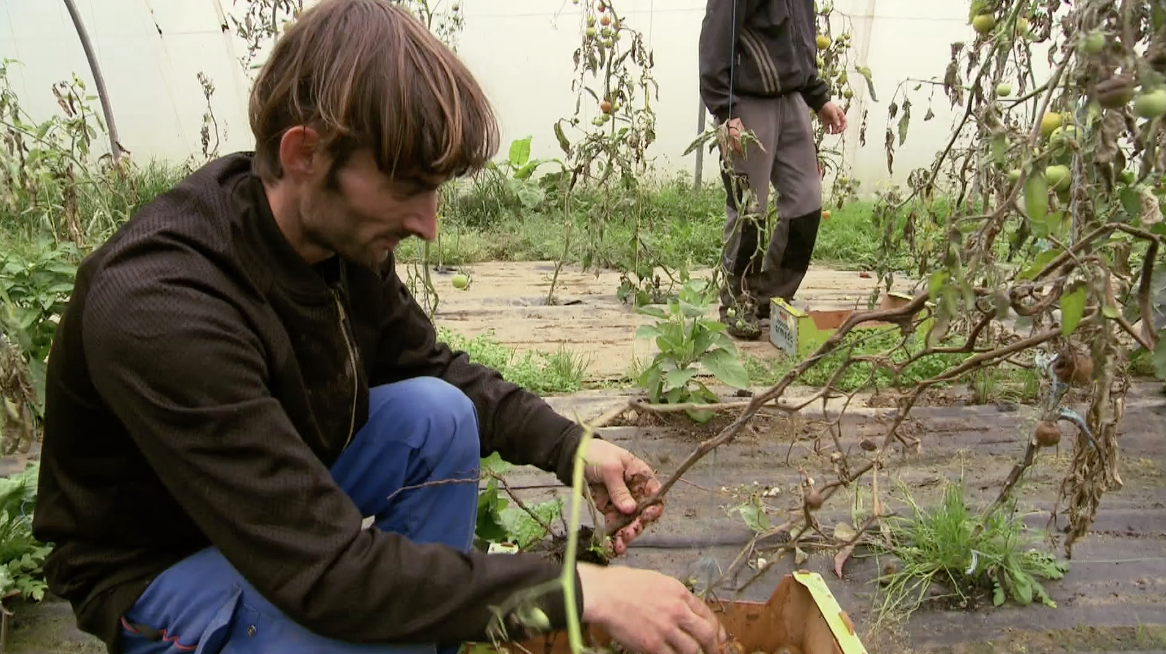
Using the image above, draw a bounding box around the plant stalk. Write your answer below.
[62,0,121,162]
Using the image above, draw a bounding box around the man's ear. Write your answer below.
[278,126,324,182]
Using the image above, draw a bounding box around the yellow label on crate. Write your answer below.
[792,571,869,654]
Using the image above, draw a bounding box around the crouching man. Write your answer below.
[32,2,727,654]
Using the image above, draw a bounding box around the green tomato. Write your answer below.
[1081,31,1106,54]
[1134,88,1166,119]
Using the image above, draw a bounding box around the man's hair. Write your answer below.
[248,0,499,187]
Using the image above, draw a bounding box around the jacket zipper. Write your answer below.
[332,289,359,451]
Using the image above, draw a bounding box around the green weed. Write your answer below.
[0,463,50,602]
[436,327,589,395]
[874,478,1069,626]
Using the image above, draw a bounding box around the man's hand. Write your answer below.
[817,102,847,134]
[578,563,727,654]
[719,117,746,155]
[584,439,663,555]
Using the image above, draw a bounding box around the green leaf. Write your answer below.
[1024,172,1048,223]
[1012,570,1034,605]
[855,66,878,102]
[701,347,749,389]
[736,500,770,533]
[1102,299,1121,319]
[691,328,717,358]
[635,305,668,319]
[500,498,562,549]
[1120,186,1142,220]
[508,136,532,168]
[553,122,571,155]
[663,367,698,391]
[480,452,513,475]
[639,364,664,402]
[513,160,541,180]
[1152,338,1166,381]
[1060,284,1087,336]
[897,102,911,146]
[1044,211,1066,240]
[634,325,663,340]
[475,479,511,544]
[1019,249,1058,280]
[687,408,716,423]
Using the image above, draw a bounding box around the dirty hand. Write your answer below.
[721,117,746,155]
[584,439,663,555]
[578,563,727,654]
[817,102,847,134]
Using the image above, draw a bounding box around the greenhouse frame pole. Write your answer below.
[63,0,122,162]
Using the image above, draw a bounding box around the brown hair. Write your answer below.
[248,0,499,187]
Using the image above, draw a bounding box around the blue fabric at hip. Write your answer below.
[116,377,481,654]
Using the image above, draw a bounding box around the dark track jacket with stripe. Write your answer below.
[698,0,832,122]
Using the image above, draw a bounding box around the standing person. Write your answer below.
[31,2,728,654]
[698,0,848,340]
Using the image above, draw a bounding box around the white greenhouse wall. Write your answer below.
[0,0,1053,196]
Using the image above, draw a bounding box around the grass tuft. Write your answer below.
[436,327,590,395]
[873,478,1069,628]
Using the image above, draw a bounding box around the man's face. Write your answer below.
[298,147,441,270]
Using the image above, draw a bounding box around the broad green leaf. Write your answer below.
[1060,285,1087,336]
[480,451,513,475]
[634,325,663,340]
[664,367,698,391]
[701,347,749,389]
[508,136,532,168]
[692,328,716,357]
[635,305,668,319]
[500,498,562,549]
[737,501,770,533]
[687,408,716,423]
[1120,186,1142,220]
[513,161,541,180]
[513,182,543,209]
[928,270,947,296]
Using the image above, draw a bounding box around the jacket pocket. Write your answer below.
[747,0,789,28]
[119,584,244,654]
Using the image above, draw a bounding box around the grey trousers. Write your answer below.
[717,93,823,317]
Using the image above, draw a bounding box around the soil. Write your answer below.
[5,261,1165,654]
[416,260,909,382]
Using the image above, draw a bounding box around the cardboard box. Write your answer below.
[465,571,868,654]
[769,292,925,358]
